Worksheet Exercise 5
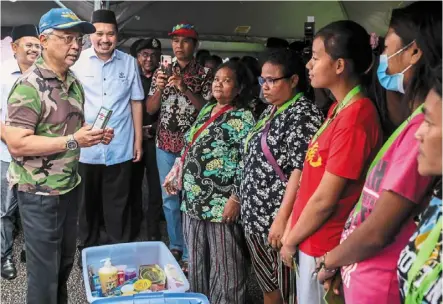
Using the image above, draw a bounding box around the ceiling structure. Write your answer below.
[1,1,408,56]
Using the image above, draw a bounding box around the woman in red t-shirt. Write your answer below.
[279,20,383,304]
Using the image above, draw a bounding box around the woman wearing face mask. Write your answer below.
[240,49,323,304]
[398,64,442,304]
[279,20,383,303]
[312,2,441,304]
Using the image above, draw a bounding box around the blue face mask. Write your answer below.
[377,41,414,94]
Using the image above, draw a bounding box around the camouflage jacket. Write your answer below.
[6,56,84,196]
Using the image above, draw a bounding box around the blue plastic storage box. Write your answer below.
[82,242,190,303]
[91,293,209,304]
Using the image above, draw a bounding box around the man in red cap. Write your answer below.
[146,23,214,273]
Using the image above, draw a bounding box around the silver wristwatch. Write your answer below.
[66,134,78,151]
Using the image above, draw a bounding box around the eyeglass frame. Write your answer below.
[258,75,292,87]
[137,50,161,59]
[47,33,87,46]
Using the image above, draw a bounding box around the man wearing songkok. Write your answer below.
[72,9,144,261]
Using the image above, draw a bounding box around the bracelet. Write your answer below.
[321,253,338,273]
[312,253,338,278]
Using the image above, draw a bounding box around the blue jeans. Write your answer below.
[156,147,188,261]
[1,161,18,260]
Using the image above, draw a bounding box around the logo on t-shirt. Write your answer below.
[306,142,322,167]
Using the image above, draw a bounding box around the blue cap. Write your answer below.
[39,8,96,34]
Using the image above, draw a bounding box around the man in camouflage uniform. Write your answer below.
[3,8,113,304]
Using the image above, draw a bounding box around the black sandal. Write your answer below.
[180,260,189,277]
[170,249,183,262]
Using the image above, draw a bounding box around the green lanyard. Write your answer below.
[310,85,362,144]
[187,103,216,142]
[405,216,442,304]
[244,92,303,153]
[351,104,424,215]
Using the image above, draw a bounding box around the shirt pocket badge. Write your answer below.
[118,72,128,84]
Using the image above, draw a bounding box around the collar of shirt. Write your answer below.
[87,47,122,63]
[141,72,153,80]
[34,56,78,90]
[172,57,197,74]
[1,58,21,77]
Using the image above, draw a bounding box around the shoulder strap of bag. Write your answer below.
[260,108,288,183]
[181,105,233,162]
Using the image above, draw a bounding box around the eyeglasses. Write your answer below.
[258,76,290,87]
[48,33,87,46]
[138,52,159,59]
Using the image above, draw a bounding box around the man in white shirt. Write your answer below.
[0,24,40,280]
[72,10,144,264]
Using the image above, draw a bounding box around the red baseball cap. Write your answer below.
[168,23,198,39]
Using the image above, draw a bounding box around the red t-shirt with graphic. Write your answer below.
[291,98,382,257]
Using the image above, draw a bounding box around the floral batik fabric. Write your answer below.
[149,58,214,153]
[240,97,323,238]
[180,103,255,222]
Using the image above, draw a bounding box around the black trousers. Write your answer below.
[17,186,78,304]
[78,160,132,249]
[129,139,163,240]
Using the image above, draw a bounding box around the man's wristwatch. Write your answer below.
[66,134,79,151]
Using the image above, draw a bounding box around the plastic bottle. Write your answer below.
[98,258,118,296]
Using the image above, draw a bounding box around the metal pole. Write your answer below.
[105,0,110,10]
[54,0,67,9]
[94,0,102,11]
[338,1,349,20]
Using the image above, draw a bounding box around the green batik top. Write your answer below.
[180,102,255,222]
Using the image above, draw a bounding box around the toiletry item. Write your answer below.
[98,258,118,296]
[164,264,185,290]
[125,267,137,281]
